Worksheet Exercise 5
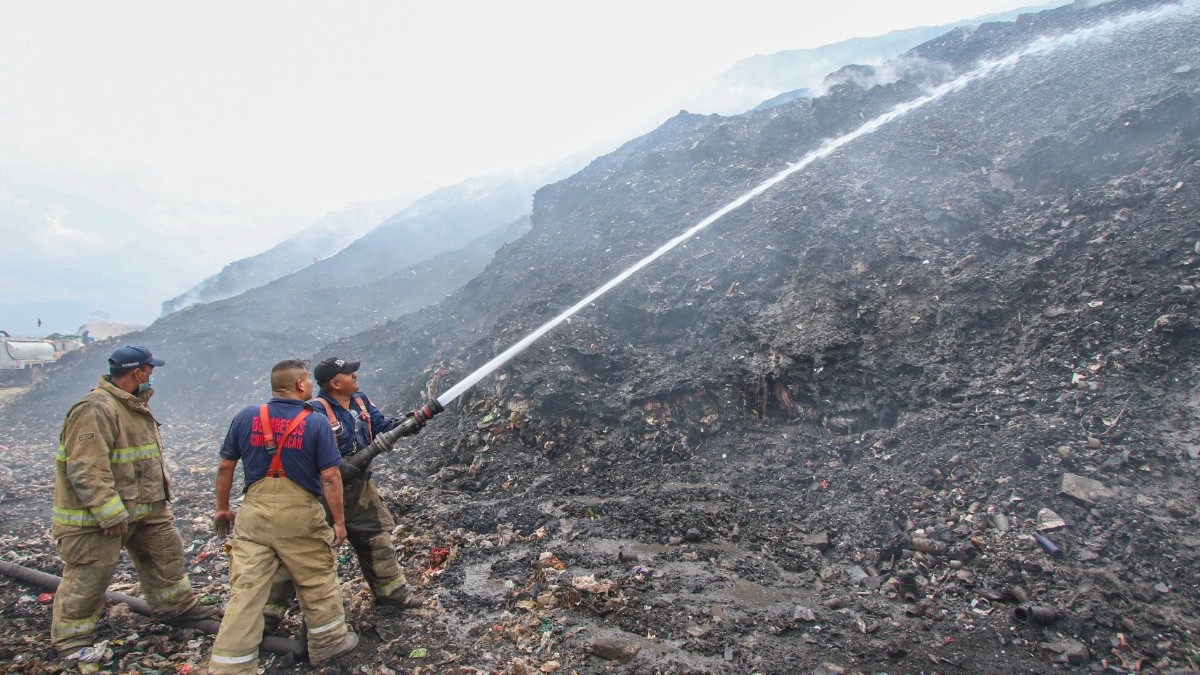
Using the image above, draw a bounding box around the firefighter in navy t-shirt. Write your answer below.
[207,360,358,672]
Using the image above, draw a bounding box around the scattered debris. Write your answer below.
[571,575,615,595]
[1039,638,1089,665]
[2,2,1200,673]
[1060,473,1116,504]
[1036,508,1067,531]
[587,636,641,663]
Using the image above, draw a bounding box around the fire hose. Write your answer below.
[340,399,443,475]
[0,559,305,657]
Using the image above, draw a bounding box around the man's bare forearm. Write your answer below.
[320,467,345,525]
[215,459,237,511]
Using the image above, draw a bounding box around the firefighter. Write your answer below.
[261,356,419,631]
[51,345,217,658]
[207,359,357,672]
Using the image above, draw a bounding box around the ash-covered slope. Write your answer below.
[162,174,537,319]
[348,0,1199,433]
[309,0,1197,670]
[160,199,406,316]
[2,1,1199,672]
[315,174,538,288]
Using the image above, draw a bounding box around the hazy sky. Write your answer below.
[0,1,1053,330]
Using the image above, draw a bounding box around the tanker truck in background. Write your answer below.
[45,333,87,357]
[0,330,58,385]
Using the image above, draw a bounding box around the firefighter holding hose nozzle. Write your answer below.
[259,357,439,630]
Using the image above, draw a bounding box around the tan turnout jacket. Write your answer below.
[52,376,172,537]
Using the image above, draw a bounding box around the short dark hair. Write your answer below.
[270,359,310,392]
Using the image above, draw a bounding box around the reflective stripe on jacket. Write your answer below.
[52,376,171,537]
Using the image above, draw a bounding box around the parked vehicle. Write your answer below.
[0,330,57,385]
[45,333,87,357]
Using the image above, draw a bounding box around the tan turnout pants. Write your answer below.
[51,501,197,654]
[208,478,347,673]
[265,476,405,620]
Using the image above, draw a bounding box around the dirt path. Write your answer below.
[0,385,28,405]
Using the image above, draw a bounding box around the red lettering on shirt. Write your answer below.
[249,415,307,450]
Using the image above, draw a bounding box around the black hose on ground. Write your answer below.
[0,559,305,657]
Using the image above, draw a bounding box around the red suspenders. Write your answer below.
[258,404,311,478]
[356,397,373,439]
[311,396,373,441]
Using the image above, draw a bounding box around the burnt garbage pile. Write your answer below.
[346,0,1200,473]
[333,0,1200,670]
[2,0,1200,672]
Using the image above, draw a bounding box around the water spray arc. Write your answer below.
[350,0,1196,467]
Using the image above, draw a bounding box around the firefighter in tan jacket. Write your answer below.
[51,345,216,657]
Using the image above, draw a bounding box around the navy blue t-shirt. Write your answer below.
[311,391,397,458]
[220,398,341,496]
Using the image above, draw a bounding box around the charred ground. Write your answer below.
[2,1,1200,673]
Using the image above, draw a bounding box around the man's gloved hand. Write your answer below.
[339,460,363,482]
[381,416,402,432]
[398,410,425,436]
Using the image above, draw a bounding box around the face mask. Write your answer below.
[137,371,154,394]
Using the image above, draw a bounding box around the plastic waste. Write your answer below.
[67,640,111,663]
[1033,532,1063,558]
[1014,605,1060,624]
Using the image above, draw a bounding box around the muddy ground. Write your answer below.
[3,0,1200,673]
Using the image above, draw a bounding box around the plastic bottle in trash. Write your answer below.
[1033,532,1063,559]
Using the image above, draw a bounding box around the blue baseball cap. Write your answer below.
[108,345,166,372]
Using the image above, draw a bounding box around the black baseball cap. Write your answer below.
[314,357,360,386]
